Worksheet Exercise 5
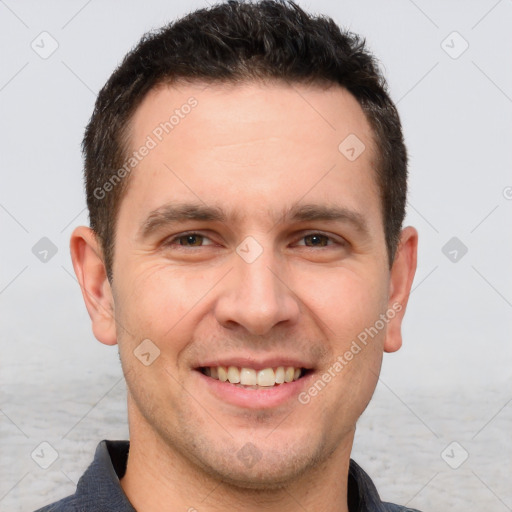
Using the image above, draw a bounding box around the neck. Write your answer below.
[120,399,353,512]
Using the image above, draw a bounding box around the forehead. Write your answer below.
[120,80,381,232]
[130,80,373,155]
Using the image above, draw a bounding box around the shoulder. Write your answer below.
[32,494,76,512]
[382,503,423,512]
[348,459,423,512]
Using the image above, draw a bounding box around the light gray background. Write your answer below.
[1,0,511,511]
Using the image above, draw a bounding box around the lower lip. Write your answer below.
[194,370,314,409]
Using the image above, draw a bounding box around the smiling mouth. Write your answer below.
[197,366,312,389]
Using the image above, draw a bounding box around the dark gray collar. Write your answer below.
[38,439,410,512]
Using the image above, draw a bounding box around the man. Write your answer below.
[35,1,419,510]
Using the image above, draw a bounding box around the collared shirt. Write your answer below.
[33,440,421,512]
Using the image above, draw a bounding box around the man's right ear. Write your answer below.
[70,226,117,346]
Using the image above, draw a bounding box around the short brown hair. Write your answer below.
[83,0,408,282]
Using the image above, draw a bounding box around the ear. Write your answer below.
[70,226,117,346]
[383,226,418,353]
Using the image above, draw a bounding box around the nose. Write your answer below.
[213,244,300,336]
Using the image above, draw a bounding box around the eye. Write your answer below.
[162,231,346,251]
[294,232,344,248]
[164,232,215,248]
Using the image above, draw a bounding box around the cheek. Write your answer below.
[113,261,217,357]
[300,266,388,337]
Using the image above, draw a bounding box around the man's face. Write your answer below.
[110,81,395,486]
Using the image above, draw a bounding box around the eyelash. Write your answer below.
[163,231,345,249]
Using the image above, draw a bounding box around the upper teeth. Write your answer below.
[203,366,302,386]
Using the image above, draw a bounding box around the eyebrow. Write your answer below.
[138,201,370,239]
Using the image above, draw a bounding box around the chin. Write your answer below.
[206,462,306,491]
[192,441,327,492]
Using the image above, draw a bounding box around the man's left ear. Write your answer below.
[383,226,418,353]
